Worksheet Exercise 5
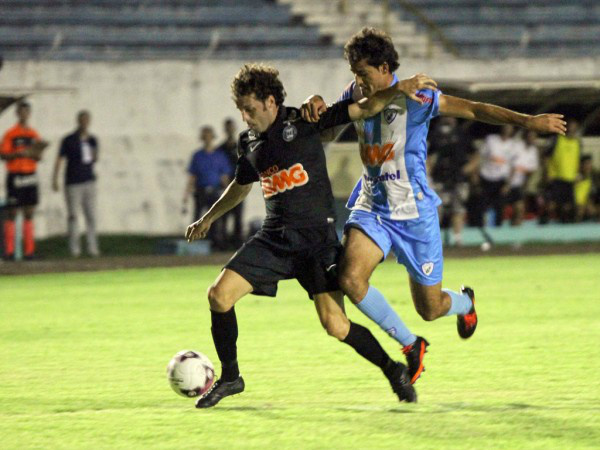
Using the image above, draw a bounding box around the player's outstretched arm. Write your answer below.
[301,74,438,123]
[439,95,567,135]
[186,181,252,242]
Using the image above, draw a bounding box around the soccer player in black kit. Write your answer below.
[186,64,437,408]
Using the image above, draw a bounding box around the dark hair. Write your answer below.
[231,63,286,106]
[17,101,31,110]
[344,27,399,72]
[200,125,215,135]
[77,110,90,120]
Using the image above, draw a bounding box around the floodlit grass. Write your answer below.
[1,254,599,450]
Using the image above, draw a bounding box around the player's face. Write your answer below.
[78,112,91,130]
[200,128,215,148]
[350,59,391,97]
[236,94,277,133]
[224,120,236,137]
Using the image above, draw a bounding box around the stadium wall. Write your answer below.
[1,57,599,238]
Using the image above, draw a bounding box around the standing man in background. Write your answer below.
[474,124,516,227]
[183,126,232,251]
[506,130,539,226]
[52,110,100,257]
[1,101,47,260]
[216,118,244,247]
[541,118,582,223]
[428,116,477,246]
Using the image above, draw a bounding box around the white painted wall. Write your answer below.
[1,57,599,238]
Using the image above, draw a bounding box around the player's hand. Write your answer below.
[397,73,438,104]
[185,216,212,242]
[300,95,326,123]
[526,114,567,135]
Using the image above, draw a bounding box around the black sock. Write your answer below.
[210,307,240,382]
[342,321,394,374]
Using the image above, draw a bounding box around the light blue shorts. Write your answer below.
[344,208,443,286]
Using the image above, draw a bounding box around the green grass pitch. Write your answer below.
[1,254,599,450]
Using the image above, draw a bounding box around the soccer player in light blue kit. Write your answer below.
[302,28,567,384]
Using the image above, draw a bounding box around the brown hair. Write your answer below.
[344,27,400,72]
[231,63,286,106]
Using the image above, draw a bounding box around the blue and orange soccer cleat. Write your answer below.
[402,336,429,384]
[457,286,477,339]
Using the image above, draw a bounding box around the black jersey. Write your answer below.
[235,100,352,229]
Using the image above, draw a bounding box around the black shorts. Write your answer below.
[225,224,341,299]
[548,180,574,205]
[6,173,39,207]
[507,187,524,204]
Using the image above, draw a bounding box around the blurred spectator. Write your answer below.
[506,130,540,226]
[540,118,582,223]
[428,117,477,246]
[0,101,47,260]
[574,155,596,222]
[470,124,516,228]
[52,110,100,257]
[216,118,244,247]
[183,126,232,250]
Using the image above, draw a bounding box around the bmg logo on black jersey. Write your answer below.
[260,163,309,198]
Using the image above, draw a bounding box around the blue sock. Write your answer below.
[443,289,473,316]
[355,286,416,347]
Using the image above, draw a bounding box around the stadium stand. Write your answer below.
[0,0,338,60]
[390,0,600,58]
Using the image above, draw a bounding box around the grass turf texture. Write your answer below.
[1,254,599,450]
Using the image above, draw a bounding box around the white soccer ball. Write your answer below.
[167,350,215,398]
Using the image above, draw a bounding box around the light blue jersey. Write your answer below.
[340,74,442,220]
[340,75,444,285]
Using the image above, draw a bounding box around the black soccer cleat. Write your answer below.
[195,376,245,409]
[402,336,429,384]
[386,362,417,403]
[457,286,477,339]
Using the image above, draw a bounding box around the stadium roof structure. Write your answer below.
[440,78,600,133]
[440,79,600,107]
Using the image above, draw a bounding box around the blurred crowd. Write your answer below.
[1,102,99,260]
[2,101,597,260]
[428,117,599,246]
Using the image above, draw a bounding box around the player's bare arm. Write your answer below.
[438,95,567,135]
[186,180,252,242]
[301,73,438,123]
[0,140,49,161]
[350,74,438,120]
[52,155,65,192]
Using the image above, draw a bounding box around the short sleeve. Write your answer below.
[187,153,197,175]
[0,132,10,155]
[234,155,259,185]
[407,89,441,124]
[59,137,68,157]
[337,81,356,103]
[315,99,352,131]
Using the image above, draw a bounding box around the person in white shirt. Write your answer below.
[473,124,516,227]
[506,131,540,225]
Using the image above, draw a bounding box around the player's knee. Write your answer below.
[207,284,233,312]
[322,314,349,340]
[338,270,367,302]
